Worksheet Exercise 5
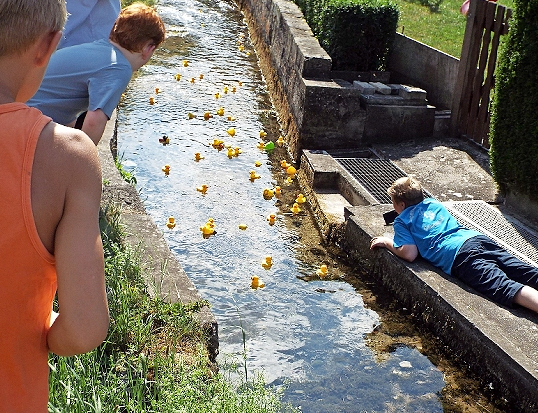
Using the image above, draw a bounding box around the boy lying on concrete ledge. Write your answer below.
[370,176,538,314]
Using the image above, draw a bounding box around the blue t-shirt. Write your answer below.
[27,39,132,125]
[393,198,481,275]
[59,0,121,49]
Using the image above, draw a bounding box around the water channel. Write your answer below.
[115,0,490,411]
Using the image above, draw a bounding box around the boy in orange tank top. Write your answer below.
[0,1,109,411]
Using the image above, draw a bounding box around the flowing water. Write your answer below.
[116,0,451,411]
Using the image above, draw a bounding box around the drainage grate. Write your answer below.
[335,158,432,204]
[444,200,538,266]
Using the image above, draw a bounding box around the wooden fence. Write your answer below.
[450,0,511,149]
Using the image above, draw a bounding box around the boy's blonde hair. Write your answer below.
[388,176,424,207]
[0,0,66,57]
[109,3,166,53]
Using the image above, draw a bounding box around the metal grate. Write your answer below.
[335,158,432,204]
[444,201,538,266]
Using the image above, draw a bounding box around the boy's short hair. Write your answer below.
[0,0,66,57]
[388,176,424,207]
[109,3,166,53]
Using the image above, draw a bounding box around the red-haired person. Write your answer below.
[28,3,166,144]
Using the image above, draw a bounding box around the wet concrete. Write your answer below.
[298,139,538,412]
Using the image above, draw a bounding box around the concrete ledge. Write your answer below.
[343,204,538,412]
[98,113,219,361]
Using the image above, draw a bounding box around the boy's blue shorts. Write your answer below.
[451,235,538,307]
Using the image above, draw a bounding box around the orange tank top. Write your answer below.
[0,103,56,412]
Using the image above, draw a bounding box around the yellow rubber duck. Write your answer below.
[239,45,244,52]
[249,170,261,181]
[263,188,274,200]
[199,73,204,79]
[317,264,329,279]
[238,81,243,86]
[162,164,170,175]
[227,147,235,158]
[149,97,155,105]
[206,217,215,227]
[231,86,237,93]
[188,112,196,119]
[211,139,224,150]
[204,111,213,120]
[200,224,215,236]
[215,92,221,99]
[166,216,176,229]
[277,136,285,146]
[280,160,291,170]
[227,127,236,137]
[286,166,297,177]
[238,223,248,230]
[261,256,273,269]
[295,193,307,204]
[286,176,294,184]
[246,51,251,56]
[183,60,189,67]
[223,86,229,94]
[216,107,225,116]
[274,186,282,199]
[291,203,301,215]
[234,147,242,156]
[159,135,170,145]
[196,184,208,194]
[227,115,236,121]
[174,73,181,81]
[257,141,266,150]
[155,87,161,94]
[267,214,277,225]
[259,130,267,138]
[190,77,196,84]
[254,160,262,167]
[194,152,204,161]
[251,275,265,289]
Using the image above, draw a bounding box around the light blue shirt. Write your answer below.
[27,39,132,125]
[59,0,121,49]
[393,198,481,275]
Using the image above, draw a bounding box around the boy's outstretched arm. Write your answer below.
[45,125,109,356]
[370,236,419,262]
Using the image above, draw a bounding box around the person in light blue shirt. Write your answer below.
[59,0,121,49]
[370,176,538,313]
[28,3,165,145]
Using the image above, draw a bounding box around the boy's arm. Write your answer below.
[370,236,419,262]
[81,109,109,145]
[46,126,109,356]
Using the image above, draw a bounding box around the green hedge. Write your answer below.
[294,0,399,71]
[489,0,538,199]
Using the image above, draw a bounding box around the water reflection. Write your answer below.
[116,0,445,411]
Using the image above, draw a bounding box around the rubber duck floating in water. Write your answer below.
[254,160,262,167]
[277,136,285,146]
[238,223,248,230]
[261,256,273,269]
[223,86,229,94]
[234,147,242,156]
[227,147,235,159]
[215,92,221,99]
[211,139,224,149]
[194,152,204,161]
[227,127,236,137]
[159,135,170,145]
[227,115,236,121]
[174,73,181,81]
[295,193,307,204]
[166,216,176,229]
[231,86,237,93]
[155,87,161,94]
[200,218,216,237]
[274,186,282,199]
[291,202,301,215]
[188,112,196,119]
[317,264,329,279]
[267,214,277,225]
[190,77,196,84]
[149,97,155,105]
[204,111,213,120]
[183,60,189,67]
[249,170,261,181]
[257,141,266,150]
[263,188,274,200]
[199,74,204,80]
[259,130,267,138]
[216,107,225,116]
[162,164,170,175]
[196,184,208,194]
[251,275,265,289]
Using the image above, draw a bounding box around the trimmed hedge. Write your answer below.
[294,0,399,71]
[489,0,538,199]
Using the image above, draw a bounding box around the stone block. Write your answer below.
[370,82,392,95]
[398,84,427,101]
[352,81,375,95]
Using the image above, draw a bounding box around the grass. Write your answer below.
[48,204,297,412]
[391,0,515,58]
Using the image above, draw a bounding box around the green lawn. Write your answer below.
[393,0,514,58]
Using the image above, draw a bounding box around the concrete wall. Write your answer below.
[388,33,459,110]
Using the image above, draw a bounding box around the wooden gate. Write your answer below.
[450,0,511,149]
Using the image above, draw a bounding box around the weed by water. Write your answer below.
[49,205,298,412]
